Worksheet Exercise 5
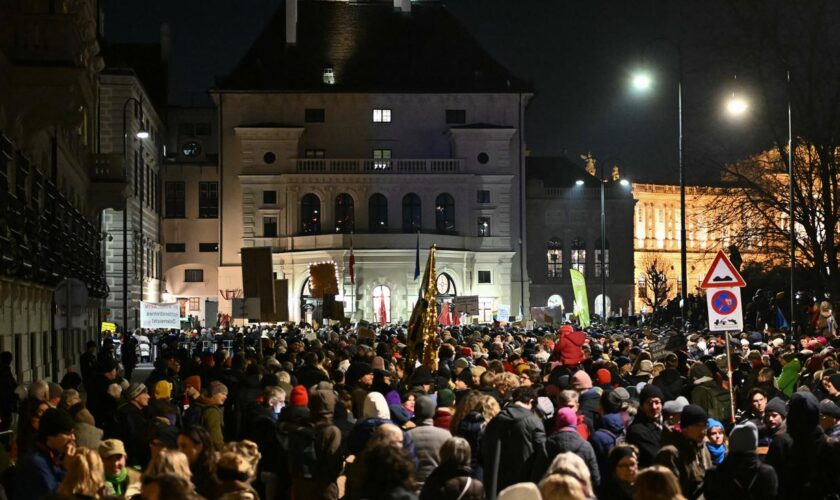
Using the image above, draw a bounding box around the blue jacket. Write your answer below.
[591,412,626,475]
[16,444,65,500]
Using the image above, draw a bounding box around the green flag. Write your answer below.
[569,268,591,327]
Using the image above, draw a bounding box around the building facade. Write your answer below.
[99,62,165,331]
[526,157,636,320]
[0,0,108,381]
[201,0,532,324]
[160,107,220,325]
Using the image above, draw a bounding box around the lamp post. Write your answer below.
[726,71,795,334]
[122,97,148,333]
[578,160,630,321]
[632,40,687,330]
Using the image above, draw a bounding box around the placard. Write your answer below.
[453,295,479,315]
[140,302,181,329]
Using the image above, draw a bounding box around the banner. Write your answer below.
[140,302,181,329]
[453,295,479,315]
[569,269,591,327]
[497,304,511,323]
[101,322,116,333]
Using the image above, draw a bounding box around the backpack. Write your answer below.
[287,425,320,480]
[696,384,732,423]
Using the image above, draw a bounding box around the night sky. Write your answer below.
[102,0,783,183]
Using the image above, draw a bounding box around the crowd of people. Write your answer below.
[2,317,840,499]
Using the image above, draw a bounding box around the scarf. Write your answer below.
[106,467,129,496]
[706,442,727,465]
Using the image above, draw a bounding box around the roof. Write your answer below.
[526,156,593,188]
[216,0,531,93]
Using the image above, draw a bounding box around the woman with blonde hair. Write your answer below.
[56,446,109,498]
[539,473,586,500]
[633,465,685,500]
[493,372,520,400]
[452,393,500,481]
[144,448,193,483]
[543,451,594,498]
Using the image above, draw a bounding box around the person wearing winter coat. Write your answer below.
[655,405,713,500]
[598,444,639,500]
[818,398,840,437]
[591,412,626,477]
[289,388,344,500]
[553,323,586,368]
[703,422,778,500]
[420,437,485,500]
[653,353,685,401]
[408,395,452,487]
[15,409,76,500]
[689,362,732,423]
[774,353,800,398]
[480,387,546,496]
[539,407,600,486]
[627,384,664,467]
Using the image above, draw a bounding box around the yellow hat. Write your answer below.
[154,380,173,400]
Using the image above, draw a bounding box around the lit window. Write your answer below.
[547,238,562,278]
[478,217,490,237]
[373,149,391,169]
[372,285,391,323]
[571,238,586,274]
[189,297,200,311]
[373,109,392,123]
[594,238,609,277]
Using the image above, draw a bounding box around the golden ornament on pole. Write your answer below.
[405,245,438,377]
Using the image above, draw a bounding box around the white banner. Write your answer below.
[140,302,181,329]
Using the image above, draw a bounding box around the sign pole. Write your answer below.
[724,329,736,425]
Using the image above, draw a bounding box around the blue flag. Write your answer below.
[414,232,420,280]
[775,306,789,330]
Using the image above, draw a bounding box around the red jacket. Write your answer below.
[554,326,586,367]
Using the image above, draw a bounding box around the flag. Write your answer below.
[405,245,437,377]
[379,293,387,326]
[438,302,452,325]
[414,232,420,280]
[453,311,461,326]
[775,306,789,330]
[349,234,355,284]
[569,268,591,327]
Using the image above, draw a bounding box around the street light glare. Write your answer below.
[620,178,630,187]
[726,95,748,116]
[136,130,150,140]
[632,72,652,91]
[575,179,585,186]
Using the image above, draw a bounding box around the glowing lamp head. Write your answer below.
[632,72,653,91]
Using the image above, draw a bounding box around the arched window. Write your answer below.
[435,193,455,234]
[372,285,391,324]
[334,193,354,233]
[595,238,609,277]
[547,237,562,278]
[301,193,321,235]
[571,237,586,275]
[369,193,388,233]
[402,193,421,233]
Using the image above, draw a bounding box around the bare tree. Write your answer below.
[640,255,673,313]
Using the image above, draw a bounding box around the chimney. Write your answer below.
[286,0,298,46]
[160,23,171,63]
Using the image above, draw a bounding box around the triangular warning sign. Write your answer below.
[700,250,747,288]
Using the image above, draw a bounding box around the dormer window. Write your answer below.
[323,66,335,85]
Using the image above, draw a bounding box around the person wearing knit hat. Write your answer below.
[201,381,228,449]
[570,370,593,391]
[543,406,602,486]
[289,385,309,408]
[763,396,787,445]
[602,387,631,413]
[123,382,148,403]
[818,399,840,437]
[183,375,201,395]
[703,421,779,500]
[288,388,343,500]
[16,408,76,498]
[705,418,727,465]
[434,389,456,429]
[154,380,173,401]
[627,383,664,467]
[662,396,690,430]
[689,360,733,423]
[656,404,712,498]
[595,368,612,387]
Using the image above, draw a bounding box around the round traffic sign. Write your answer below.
[711,290,738,315]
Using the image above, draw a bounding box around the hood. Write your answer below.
[786,391,819,437]
[309,388,337,418]
[363,392,391,420]
[565,330,586,347]
[601,412,625,433]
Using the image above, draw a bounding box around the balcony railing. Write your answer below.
[295,158,462,174]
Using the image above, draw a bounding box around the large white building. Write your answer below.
[192,0,533,323]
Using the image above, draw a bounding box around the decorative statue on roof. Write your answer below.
[612,165,620,182]
[581,152,596,176]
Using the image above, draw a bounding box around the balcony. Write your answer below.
[245,232,512,254]
[88,153,129,212]
[295,158,463,174]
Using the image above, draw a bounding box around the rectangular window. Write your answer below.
[446,109,466,124]
[372,108,392,123]
[477,190,491,204]
[198,181,218,218]
[477,217,491,237]
[263,190,277,205]
[184,269,204,282]
[305,149,325,158]
[478,270,492,284]
[165,243,185,253]
[305,108,325,123]
[263,216,278,237]
[373,149,391,169]
[479,298,494,323]
[199,243,219,252]
[595,249,610,277]
[164,182,185,218]
[189,297,200,311]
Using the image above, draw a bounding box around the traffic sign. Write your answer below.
[700,250,747,288]
[706,286,743,332]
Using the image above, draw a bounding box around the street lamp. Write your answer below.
[726,72,796,334]
[122,97,148,332]
[578,159,631,322]
[631,40,687,330]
